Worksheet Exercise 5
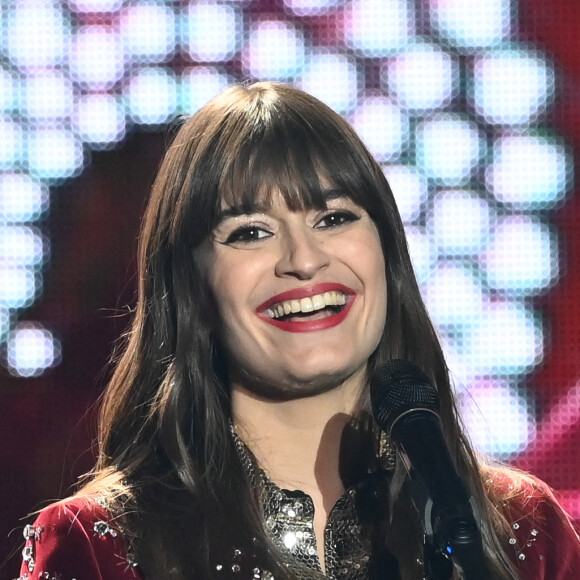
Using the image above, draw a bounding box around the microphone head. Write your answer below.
[371,360,440,435]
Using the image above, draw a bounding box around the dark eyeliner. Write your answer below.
[315,210,360,229]
[224,225,270,244]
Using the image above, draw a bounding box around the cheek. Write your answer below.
[354,231,388,323]
[344,228,386,288]
[207,273,240,329]
[205,256,260,333]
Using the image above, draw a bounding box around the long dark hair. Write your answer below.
[83,82,521,579]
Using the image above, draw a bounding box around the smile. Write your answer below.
[256,283,355,333]
[265,290,347,319]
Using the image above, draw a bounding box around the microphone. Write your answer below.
[371,360,489,580]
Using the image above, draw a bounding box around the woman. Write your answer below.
[20,82,580,580]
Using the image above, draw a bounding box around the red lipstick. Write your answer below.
[256,283,356,333]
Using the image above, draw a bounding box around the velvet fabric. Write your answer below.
[19,497,142,580]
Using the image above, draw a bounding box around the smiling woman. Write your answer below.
[196,193,387,400]
[19,83,580,580]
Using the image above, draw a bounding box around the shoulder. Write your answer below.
[19,495,143,580]
[486,469,580,580]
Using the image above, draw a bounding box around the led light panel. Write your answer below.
[185,3,241,63]
[121,3,176,64]
[5,323,61,377]
[244,20,305,80]
[351,95,409,162]
[0,0,576,496]
[346,0,414,57]
[384,43,458,112]
[298,51,360,115]
[416,114,483,185]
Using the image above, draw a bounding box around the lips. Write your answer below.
[256,283,356,333]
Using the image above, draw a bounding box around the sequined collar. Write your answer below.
[231,425,396,580]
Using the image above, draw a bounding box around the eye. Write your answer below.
[224,225,272,244]
[315,211,359,229]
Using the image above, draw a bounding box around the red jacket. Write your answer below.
[18,476,580,579]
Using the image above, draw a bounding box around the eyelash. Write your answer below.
[223,210,360,245]
[224,225,271,244]
[314,210,359,229]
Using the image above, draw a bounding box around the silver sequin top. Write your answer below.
[229,428,398,580]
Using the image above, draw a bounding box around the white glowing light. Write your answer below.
[416,115,482,185]
[460,380,536,458]
[474,50,554,125]
[6,323,61,378]
[181,67,231,114]
[0,174,49,223]
[0,226,46,266]
[484,215,558,294]
[350,96,408,162]
[0,266,38,309]
[383,165,428,223]
[27,128,84,181]
[126,68,178,125]
[283,532,298,549]
[430,0,511,50]
[462,301,543,376]
[429,190,491,256]
[70,26,124,89]
[346,0,413,57]
[425,261,484,329]
[0,119,23,170]
[185,3,241,62]
[6,1,70,70]
[298,52,359,115]
[384,43,458,112]
[244,20,305,80]
[23,70,74,122]
[121,2,176,64]
[404,225,435,285]
[486,135,570,209]
[74,94,125,147]
[0,69,18,112]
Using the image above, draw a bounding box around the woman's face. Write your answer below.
[195,191,388,400]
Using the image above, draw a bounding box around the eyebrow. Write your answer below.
[215,203,270,223]
[215,189,348,224]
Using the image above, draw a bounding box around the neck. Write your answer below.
[232,377,365,513]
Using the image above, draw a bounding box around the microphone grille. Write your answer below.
[370,360,440,434]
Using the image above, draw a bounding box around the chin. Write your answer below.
[239,363,365,402]
[253,380,348,402]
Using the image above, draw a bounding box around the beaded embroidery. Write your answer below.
[17,497,139,580]
[21,525,43,573]
[509,521,541,562]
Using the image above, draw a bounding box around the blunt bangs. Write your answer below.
[187,83,388,239]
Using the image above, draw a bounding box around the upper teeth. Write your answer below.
[266,291,347,319]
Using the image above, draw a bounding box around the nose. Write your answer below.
[275,226,330,280]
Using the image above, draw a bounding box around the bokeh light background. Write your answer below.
[1,0,579,573]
